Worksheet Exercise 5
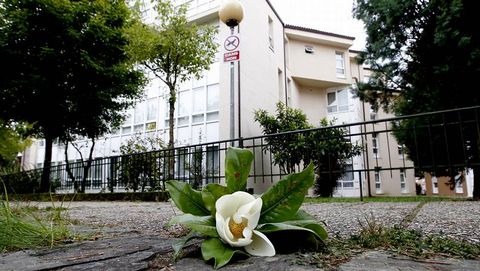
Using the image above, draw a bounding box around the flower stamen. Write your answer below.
[228,218,248,239]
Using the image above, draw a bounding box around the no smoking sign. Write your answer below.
[224,35,240,51]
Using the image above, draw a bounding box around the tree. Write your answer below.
[0,0,145,192]
[0,121,31,171]
[254,102,362,197]
[118,135,165,192]
[353,0,480,199]
[126,0,217,179]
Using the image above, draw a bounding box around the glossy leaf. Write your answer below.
[201,183,230,215]
[167,214,218,237]
[172,232,202,260]
[257,221,326,242]
[166,180,209,216]
[225,147,254,192]
[201,238,247,269]
[259,163,314,224]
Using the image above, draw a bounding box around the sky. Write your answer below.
[268,0,366,50]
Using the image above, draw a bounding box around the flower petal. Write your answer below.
[245,230,275,257]
[215,192,255,219]
[215,194,240,219]
[216,214,233,242]
[228,237,252,247]
[236,197,262,229]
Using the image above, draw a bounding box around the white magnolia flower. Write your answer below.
[215,191,275,257]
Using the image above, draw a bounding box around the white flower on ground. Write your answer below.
[215,191,275,257]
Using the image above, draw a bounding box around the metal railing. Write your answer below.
[2,106,479,197]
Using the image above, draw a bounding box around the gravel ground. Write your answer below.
[24,201,480,244]
[409,201,480,244]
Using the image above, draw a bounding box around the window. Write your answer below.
[455,173,464,194]
[287,78,292,106]
[335,52,345,77]
[147,98,158,121]
[375,171,382,193]
[176,148,188,178]
[207,84,219,111]
[278,69,284,100]
[372,133,379,158]
[398,144,405,158]
[327,89,349,113]
[369,108,377,120]
[121,126,132,135]
[432,176,438,194]
[268,17,274,50]
[134,104,144,124]
[178,90,190,116]
[206,146,219,184]
[337,164,354,189]
[146,122,157,131]
[123,110,133,126]
[193,87,205,113]
[400,169,407,193]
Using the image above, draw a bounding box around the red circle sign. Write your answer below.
[224,36,240,51]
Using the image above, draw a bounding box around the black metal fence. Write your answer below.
[2,106,479,197]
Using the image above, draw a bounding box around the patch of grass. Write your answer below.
[305,196,466,203]
[0,188,79,252]
[300,215,480,269]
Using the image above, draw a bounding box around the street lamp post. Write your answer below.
[219,0,244,142]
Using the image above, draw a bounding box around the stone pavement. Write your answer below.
[1,201,480,270]
[1,234,480,271]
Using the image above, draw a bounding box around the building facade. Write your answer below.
[23,0,416,196]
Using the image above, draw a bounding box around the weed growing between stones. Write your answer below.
[296,215,480,269]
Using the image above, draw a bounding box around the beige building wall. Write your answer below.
[424,173,469,197]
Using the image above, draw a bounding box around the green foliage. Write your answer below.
[0,0,145,192]
[0,122,31,170]
[0,189,72,251]
[260,164,314,224]
[118,135,166,192]
[201,183,229,216]
[126,0,218,154]
[254,103,310,173]
[201,238,247,269]
[255,102,362,197]
[188,147,204,190]
[167,214,217,237]
[166,147,327,268]
[225,147,254,193]
[0,169,42,194]
[166,180,209,216]
[353,0,480,198]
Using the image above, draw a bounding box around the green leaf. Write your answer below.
[225,147,254,192]
[289,209,316,221]
[201,183,230,215]
[166,180,209,216]
[259,163,314,224]
[201,238,248,269]
[172,232,203,260]
[168,214,218,237]
[257,221,327,242]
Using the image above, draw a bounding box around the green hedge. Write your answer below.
[6,191,169,202]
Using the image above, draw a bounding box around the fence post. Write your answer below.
[358,170,363,202]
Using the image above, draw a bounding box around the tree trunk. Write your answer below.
[168,87,176,180]
[81,139,96,193]
[64,142,76,186]
[40,135,53,192]
[473,165,480,200]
